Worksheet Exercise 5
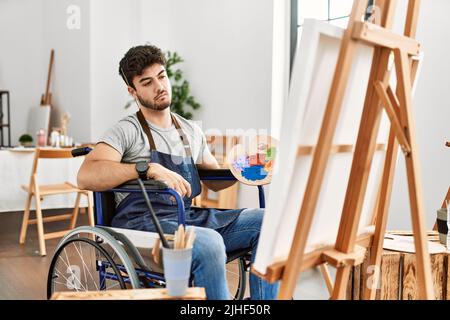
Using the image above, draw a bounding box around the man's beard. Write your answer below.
[137,94,171,111]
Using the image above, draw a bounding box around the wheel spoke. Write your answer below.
[61,247,87,291]
[78,241,89,288]
[53,265,85,292]
[72,242,99,291]
[226,270,240,277]
[105,281,122,290]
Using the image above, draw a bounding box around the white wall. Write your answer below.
[271,0,291,140]
[157,0,273,133]
[387,0,450,230]
[89,0,142,141]
[42,0,91,143]
[0,0,45,145]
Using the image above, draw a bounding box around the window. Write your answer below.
[290,1,374,72]
[298,0,353,38]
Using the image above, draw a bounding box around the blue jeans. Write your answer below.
[190,208,279,300]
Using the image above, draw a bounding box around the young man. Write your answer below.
[77,45,279,299]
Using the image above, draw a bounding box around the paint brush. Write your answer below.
[174,230,179,249]
[184,228,191,249]
[152,238,161,264]
[185,228,196,249]
[178,224,185,249]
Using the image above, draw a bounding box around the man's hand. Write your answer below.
[148,163,192,198]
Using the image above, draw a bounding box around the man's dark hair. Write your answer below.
[119,45,166,89]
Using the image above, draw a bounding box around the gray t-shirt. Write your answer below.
[98,112,209,204]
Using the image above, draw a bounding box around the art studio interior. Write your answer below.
[0,0,449,301]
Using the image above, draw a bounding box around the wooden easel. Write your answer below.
[41,49,55,106]
[256,0,434,300]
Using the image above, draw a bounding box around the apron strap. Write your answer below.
[136,109,157,150]
[170,113,192,158]
[136,110,193,157]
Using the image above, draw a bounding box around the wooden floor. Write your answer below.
[0,209,249,300]
[0,209,90,300]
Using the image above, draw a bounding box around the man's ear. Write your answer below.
[127,86,137,98]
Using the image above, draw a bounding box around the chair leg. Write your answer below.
[219,184,239,209]
[86,191,95,227]
[34,196,46,256]
[19,193,33,244]
[69,193,82,229]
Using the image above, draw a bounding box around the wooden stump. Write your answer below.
[402,253,418,300]
[349,250,449,300]
[379,251,401,300]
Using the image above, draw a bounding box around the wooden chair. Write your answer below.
[192,135,240,209]
[19,148,94,256]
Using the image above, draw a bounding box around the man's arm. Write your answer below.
[77,143,138,191]
[77,143,192,197]
[196,148,237,192]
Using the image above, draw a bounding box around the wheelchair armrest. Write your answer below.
[197,168,237,181]
[114,179,168,190]
[197,168,266,208]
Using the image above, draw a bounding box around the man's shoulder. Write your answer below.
[114,113,141,131]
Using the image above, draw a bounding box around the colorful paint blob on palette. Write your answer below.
[232,146,276,181]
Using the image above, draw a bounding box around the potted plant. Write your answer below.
[165,51,201,119]
[124,51,202,119]
[19,134,33,147]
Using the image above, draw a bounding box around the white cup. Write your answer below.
[162,246,192,296]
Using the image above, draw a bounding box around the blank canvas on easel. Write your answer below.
[254,19,390,276]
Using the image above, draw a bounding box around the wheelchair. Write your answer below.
[47,147,266,300]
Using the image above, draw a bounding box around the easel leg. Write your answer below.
[363,128,399,300]
[331,1,399,300]
[404,148,434,299]
[331,43,392,302]
[319,263,334,295]
[331,266,352,299]
[394,49,434,299]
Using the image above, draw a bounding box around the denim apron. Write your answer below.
[111,110,244,234]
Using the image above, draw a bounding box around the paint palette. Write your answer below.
[227,136,278,186]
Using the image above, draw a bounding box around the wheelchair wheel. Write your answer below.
[226,256,247,300]
[47,237,126,297]
[47,226,140,299]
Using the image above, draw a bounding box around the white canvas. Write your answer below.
[254,19,390,274]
